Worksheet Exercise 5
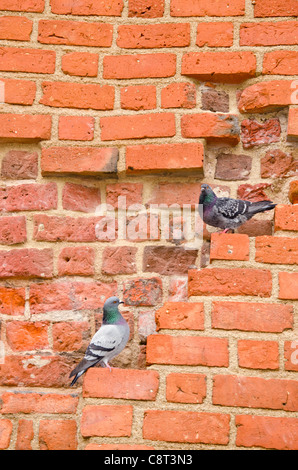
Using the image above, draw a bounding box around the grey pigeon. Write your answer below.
[69,296,129,386]
[199,184,276,233]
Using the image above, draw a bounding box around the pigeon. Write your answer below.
[199,183,276,233]
[69,296,129,386]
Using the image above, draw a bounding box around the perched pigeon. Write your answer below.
[69,296,129,386]
[199,184,276,232]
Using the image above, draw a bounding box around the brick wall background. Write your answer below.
[0,0,297,450]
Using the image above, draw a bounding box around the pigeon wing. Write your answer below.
[215,198,250,219]
[85,324,123,361]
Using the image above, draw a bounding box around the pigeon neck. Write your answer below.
[103,307,123,325]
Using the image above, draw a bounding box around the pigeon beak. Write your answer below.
[119,301,124,305]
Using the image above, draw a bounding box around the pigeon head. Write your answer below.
[199,184,217,206]
[103,296,124,323]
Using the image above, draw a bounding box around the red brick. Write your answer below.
[16,420,33,450]
[0,355,76,387]
[123,277,162,306]
[33,214,100,242]
[288,108,298,141]
[254,0,298,17]
[58,246,95,276]
[143,246,198,275]
[275,204,298,231]
[238,80,294,113]
[238,340,279,370]
[143,410,230,445]
[255,236,298,264]
[213,375,298,411]
[0,287,25,316]
[147,334,229,366]
[39,420,77,450]
[100,113,175,141]
[117,23,190,48]
[61,52,98,77]
[53,322,90,353]
[0,16,32,41]
[58,116,95,141]
[0,419,12,449]
[106,183,143,208]
[0,47,55,74]
[1,150,38,180]
[241,118,281,148]
[0,216,27,245]
[284,341,298,372]
[6,321,49,352]
[181,113,240,145]
[29,281,117,314]
[161,82,196,109]
[40,82,114,110]
[126,142,204,175]
[81,405,133,437]
[0,0,44,12]
[237,183,271,202]
[128,0,164,17]
[236,415,298,450]
[86,443,154,450]
[238,219,273,237]
[102,246,137,275]
[148,182,201,208]
[278,272,298,300]
[289,180,298,204]
[261,149,297,178]
[240,21,298,46]
[181,51,256,83]
[0,183,57,212]
[0,114,51,142]
[62,183,101,213]
[188,268,272,297]
[210,233,249,261]
[0,391,79,414]
[103,53,176,79]
[166,373,206,404]
[0,78,36,105]
[212,301,293,333]
[0,248,53,279]
[171,0,245,16]
[263,51,298,75]
[215,153,252,180]
[201,86,229,113]
[156,302,204,331]
[51,0,123,16]
[120,85,156,111]
[196,22,233,47]
[39,20,112,47]
[83,368,159,400]
[41,147,118,176]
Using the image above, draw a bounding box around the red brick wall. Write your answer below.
[0,0,297,450]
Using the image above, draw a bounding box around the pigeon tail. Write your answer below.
[69,357,102,387]
[247,200,276,215]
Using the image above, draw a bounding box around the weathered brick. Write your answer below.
[128,0,164,17]
[38,20,113,47]
[147,334,229,366]
[255,236,298,264]
[279,272,298,300]
[102,246,137,275]
[58,246,95,276]
[100,113,175,141]
[123,277,162,306]
[58,116,95,141]
[0,183,57,212]
[156,302,204,331]
[40,82,114,110]
[0,286,25,316]
[275,204,298,231]
[201,86,229,113]
[143,410,230,445]
[52,322,90,353]
[287,108,298,141]
[161,82,196,109]
[0,216,27,245]
[1,150,38,179]
[170,0,245,16]
[212,301,293,333]
[0,0,44,12]
[263,51,298,75]
[189,268,272,297]
[181,51,256,83]
[41,147,118,177]
[0,391,79,414]
[0,248,53,279]
[238,340,279,370]
[121,85,156,111]
[143,246,198,275]
[181,113,240,145]
[50,0,123,16]
[126,142,204,175]
[240,21,298,46]
[61,52,98,77]
[237,219,273,237]
[238,80,294,113]
[39,420,77,450]
[210,233,250,261]
[81,405,133,437]
[0,16,32,41]
[33,214,100,242]
[0,419,12,449]
[62,183,101,213]
[241,118,281,148]
[261,149,297,178]
[117,23,190,48]
[5,321,49,352]
[85,443,154,450]
[83,368,159,400]
[289,180,298,204]
[0,47,55,74]
[254,0,298,18]
[147,182,201,208]
[237,183,271,202]
[0,114,51,142]
[213,375,298,411]
[166,373,207,404]
[196,22,233,47]
[103,53,176,79]
[16,420,33,451]
[106,183,143,208]
[236,415,298,450]
[215,153,252,180]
